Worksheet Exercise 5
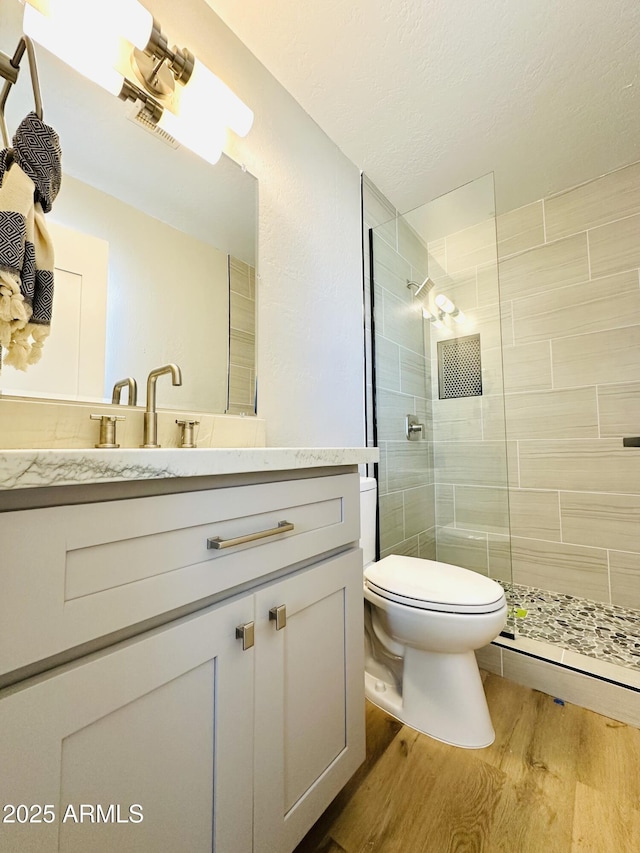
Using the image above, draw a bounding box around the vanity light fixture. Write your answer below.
[22,0,253,165]
[434,293,466,325]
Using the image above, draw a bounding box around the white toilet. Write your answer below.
[360,476,507,749]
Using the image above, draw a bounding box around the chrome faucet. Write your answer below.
[142,363,182,448]
[111,377,138,406]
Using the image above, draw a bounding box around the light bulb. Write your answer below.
[452,310,466,324]
[176,58,253,137]
[434,293,456,314]
[158,108,225,166]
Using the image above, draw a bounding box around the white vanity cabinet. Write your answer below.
[0,469,365,853]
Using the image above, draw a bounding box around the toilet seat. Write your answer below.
[364,555,506,615]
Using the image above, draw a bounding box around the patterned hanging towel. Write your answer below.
[0,111,61,370]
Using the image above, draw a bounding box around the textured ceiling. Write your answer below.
[206,0,640,214]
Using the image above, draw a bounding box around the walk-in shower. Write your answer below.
[363,163,640,688]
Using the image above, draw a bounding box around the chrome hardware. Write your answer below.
[141,363,182,448]
[405,415,424,441]
[176,419,200,448]
[207,520,294,551]
[235,622,254,651]
[90,414,125,448]
[112,377,138,406]
[269,604,287,631]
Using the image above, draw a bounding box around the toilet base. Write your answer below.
[365,647,495,749]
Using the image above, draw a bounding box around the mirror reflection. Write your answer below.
[0,0,257,414]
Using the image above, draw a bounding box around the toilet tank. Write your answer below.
[359,477,377,567]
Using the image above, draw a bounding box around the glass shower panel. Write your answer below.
[371,173,514,615]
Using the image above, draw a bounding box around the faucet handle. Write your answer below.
[90,414,125,448]
[176,419,200,448]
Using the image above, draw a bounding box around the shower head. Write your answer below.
[406,276,435,296]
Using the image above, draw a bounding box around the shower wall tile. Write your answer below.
[229,329,255,369]
[399,348,429,397]
[430,268,477,311]
[397,217,429,280]
[589,212,640,278]
[488,534,512,582]
[230,291,255,334]
[512,270,640,344]
[376,388,417,441]
[502,342,552,393]
[480,347,508,397]
[504,387,599,440]
[552,325,640,388]
[476,262,500,306]
[509,489,561,542]
[432,396,483,442]
[544,160,640,241]
[507,441,520,488]
[382,289,425,354]
[511,537,609,601]
[363,176,396,247]
[597,381,640,437]
[385,441,433,491]
[380,535,419,561]
[609,550,640,610]
[465,303,507,350]
[454,485,509,534]
[436,527,489,574]
[498,232,589,301]
[445,219,497,274]
[374,336,401,392]
[373,236,413,296]
[404,484,436,539]
[518,440,640,494]
[379,491,404,551]
[481,394,509,441]
[434,441,509,488]
[427,238,447,275]
[475,643,503,676]
[435,483,455,528]
[419,528,437,560]
[560,491,640,553]
[496,200,545,259]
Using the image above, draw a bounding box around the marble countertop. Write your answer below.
[0,447,379,491]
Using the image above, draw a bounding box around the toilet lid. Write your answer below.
[364,556,506,614]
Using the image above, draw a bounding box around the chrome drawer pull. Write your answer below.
[269,604,287,631]
[207,520,294,550]
[235,622,255,651]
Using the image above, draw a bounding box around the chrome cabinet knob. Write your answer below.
[269,604,287,631]
[235,622,255,651]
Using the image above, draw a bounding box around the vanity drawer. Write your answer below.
[0,472,360,677]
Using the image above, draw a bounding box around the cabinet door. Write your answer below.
[253,549,365,853]
[0,597,254,853]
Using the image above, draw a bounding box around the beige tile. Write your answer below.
[560,491,640,552]
[374,335,401,392]
[519,439,640,494]
[398,217,429,280]
[481,394,509,442]
[545,160,640,241]
[509,489,561,541]
[229,256,252,298]
[432,396,483,442]
[210,415,261,448]
[436,526,488,573]
[495,635,566,664]
[501,649,640,727]
[454,303,507,351]
[507,441,520,488]
[497,201,545,259]
[598,381,640,437]
[560,648,640,689]
[505,387,599,440]
[479,347,507,398]
[454,485,509,534]
[552,325,640,388]
[399,348,429,398]
[382,288,425,354]
[609,550,640,610]
[230,291,255,335]
[488,533,512,582]
[228,364,253,407]
[404,484,436,538]
[435,483,455,528]
[427,238,447,276]
[446,219,497,274]
[418,528,437,560]
[373,237,413,299]
[364,178,397,247]
[429,268,477,313]
[435,440,510,488]
[475,643,502,676]
[511,536,609,601]
[502,341,552,393]
[385,441,433,491]
[498,232,589,301]
[512,270,640,345]
[379,491,405,551]
[589,213,640,278]
[229,329,255,370]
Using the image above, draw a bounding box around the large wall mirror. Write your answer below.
[0,0,257,415]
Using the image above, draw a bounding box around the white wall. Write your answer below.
[146,0,365,448]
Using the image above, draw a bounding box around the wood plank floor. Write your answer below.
[294,672,640,853]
